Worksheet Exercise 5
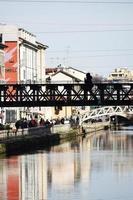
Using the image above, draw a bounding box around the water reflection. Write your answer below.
[0,156,19,200]
[1,129,133,200]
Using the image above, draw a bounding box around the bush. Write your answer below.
[4,124,12,130]
[0,123,5,130]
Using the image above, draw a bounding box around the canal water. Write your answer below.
[1,127,133,200]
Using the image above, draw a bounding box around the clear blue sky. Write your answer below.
[0,0,133,77]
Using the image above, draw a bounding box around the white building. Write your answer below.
[0,41,6,83]
[45,66,89,120]
[0,37,7,123]
[62,66,86,82]
[108,67,133,82]
[46,65,86,82]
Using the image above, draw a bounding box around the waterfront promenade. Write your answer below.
[0,121,110,155]
[0,123,76,155]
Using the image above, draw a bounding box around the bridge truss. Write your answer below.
[79,106,133,125]
[0,82,132,107]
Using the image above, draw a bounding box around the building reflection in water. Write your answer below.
[0,129,133,199]
[0,156,20,200]
[20,153,48,200]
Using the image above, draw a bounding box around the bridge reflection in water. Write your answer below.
[0,129,133,200]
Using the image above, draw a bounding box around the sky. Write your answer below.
[0,0,133,77]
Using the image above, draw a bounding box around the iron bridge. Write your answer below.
[0,82,133,107]
[78,106,133,125]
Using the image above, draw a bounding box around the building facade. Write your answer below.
[0,24,48,123]
[46,65,86,82]
[108,67,133,82]
[0,36,7,123]
[45,66,88,120]
[0,34,6,83]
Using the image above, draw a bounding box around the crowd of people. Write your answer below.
[15,117,51,131]
[14,115,80,131]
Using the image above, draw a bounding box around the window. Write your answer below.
[23,69,26,79]
[0,52,4,66]
[6,110,16,123]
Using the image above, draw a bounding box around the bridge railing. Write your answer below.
[0,82,132,107]
[78,106,133,125]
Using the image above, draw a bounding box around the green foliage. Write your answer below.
[0,123,4,130]
[0,144,6,154]
[4,124,11,130]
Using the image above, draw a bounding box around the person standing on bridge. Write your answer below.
[84,72,93,89]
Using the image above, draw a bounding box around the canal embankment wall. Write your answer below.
[0,124,76,155]
[79,121,110,135]
[0,122,110,155]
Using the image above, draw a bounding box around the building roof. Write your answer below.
[36,41,48,50]
[67,66,86,74]
[48,70,82,82]
[19,37,48,50]
[19,28,35,37]
[19,37,38,50]
[46,66,86,75]
[46,67,63,75]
